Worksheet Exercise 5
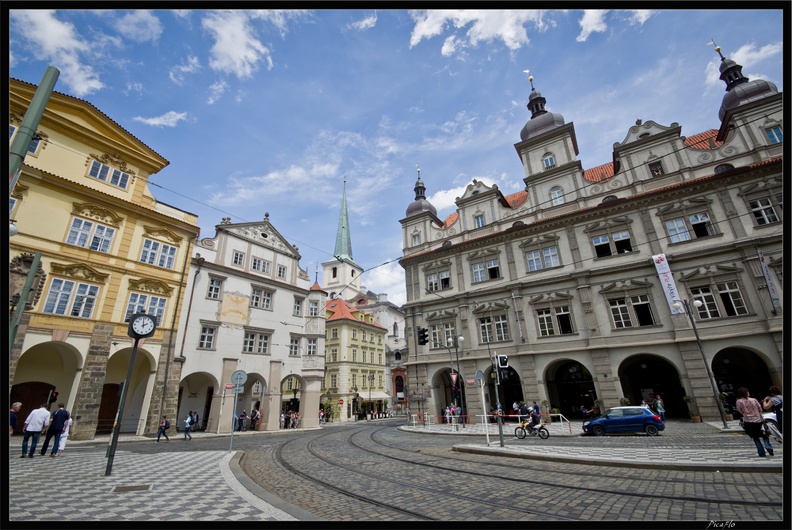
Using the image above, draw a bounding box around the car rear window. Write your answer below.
[625,408,643,416]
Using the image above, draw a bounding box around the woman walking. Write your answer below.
[763,386,783,432]
[735,387,773,457]
[654,395,666,422]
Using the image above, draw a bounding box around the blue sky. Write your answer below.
[8,8,784,306]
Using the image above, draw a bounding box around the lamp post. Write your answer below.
[446,336,466,427]
[672,299,729,428]
[368,373,375,420]
[482,333,505,447]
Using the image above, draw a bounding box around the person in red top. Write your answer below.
[735,387,774,457]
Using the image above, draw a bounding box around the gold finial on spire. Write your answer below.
[523,69,535,90]
[707,38,725,60]
[416,163,421,175]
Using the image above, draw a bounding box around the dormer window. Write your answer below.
[550,186,564,206]
[88,160,130,190]
[412,233,421,246]
[765,126,783,144]
[648,161,665,177]
[474,214,485,229]
[543,153,556,170]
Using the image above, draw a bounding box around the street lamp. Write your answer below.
[367,373,375,420]
[446,336,466,427]
[478,323,505,448]
[672,298,729,428]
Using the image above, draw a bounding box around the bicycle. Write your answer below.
[514,419,549,440]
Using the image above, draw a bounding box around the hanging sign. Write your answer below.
[652,254,684,314]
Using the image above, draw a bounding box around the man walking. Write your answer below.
[21,403,50,458]
[40,403,70,457]
[10,402,22,436]
[156,415,170,443]
[183,412,193,440]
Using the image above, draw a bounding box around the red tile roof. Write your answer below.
[505,190,528,208]
[326,298,387,329]
[443,211,458,229]
[583,162,615,183]
[310,282,326,292]
[684,129,723,150]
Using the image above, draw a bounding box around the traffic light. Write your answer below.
[417,327,429,345]
[48,390,58,404]
[497,354,509,368]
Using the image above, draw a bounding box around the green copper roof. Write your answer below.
[333,181,354,262]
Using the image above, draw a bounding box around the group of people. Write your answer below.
[236,408,262,431]
[12,402,71,458]
[279,410,301,429]
[737,385,783,458]
[318,408,333,424]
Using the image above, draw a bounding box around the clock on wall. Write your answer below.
[128,312,156,339]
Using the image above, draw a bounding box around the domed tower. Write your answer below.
[519,75,567,142]
[713,42,781,142]
[400,167,442,260]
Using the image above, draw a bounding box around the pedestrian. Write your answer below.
[237,410,247,431]
[156,415,170,443]
[57,416,71,456]
[735,387,774,457]
[319,410,324,425]
[294,412,301,428]
[654,395,666,422]
[640,400,650,409]
[191,411,199,431]
[10,401,22,436]
[279,412,285,429]
[183,412,193,440]
[444,405,451,424]
[40,403,70,457]
[21,403,50,458]
[532,401,540,415]
[762,386,783,432]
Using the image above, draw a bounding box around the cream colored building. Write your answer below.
[9,77,200,440]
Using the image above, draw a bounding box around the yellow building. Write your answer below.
[9,78,200,440]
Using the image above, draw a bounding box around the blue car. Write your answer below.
[582,406,665,436]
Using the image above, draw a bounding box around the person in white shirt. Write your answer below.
[21,403,51,458]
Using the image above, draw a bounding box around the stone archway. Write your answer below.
[545,360,596,418]
[617,354,686,418]
[481,365,523,418]
[178,371,219,432]
[281,374,305,426]
[713,348,773,413]
[101,346,157,434]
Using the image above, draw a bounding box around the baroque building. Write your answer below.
[399,48,783,423]
[176,215,326,432]
[9,77,200,440]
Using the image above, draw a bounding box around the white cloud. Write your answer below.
[361,260,406,307]
[627,10,656,25]
[9,10,104,96]
[202,11,271,78]
[169,55,201,85]
[207,79,228,104]
[348,13,377,31]
[577,10,609,42]
[114,10,163,43]
[171,10,191,19]
[124,81,143,96]
[132,111,188,127]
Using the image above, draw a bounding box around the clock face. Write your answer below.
[132,315,155,336]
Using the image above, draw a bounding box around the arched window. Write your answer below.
[543,153,556,170]
[550,186,564,206]
[714,164,734,174]
[332,266,337,278]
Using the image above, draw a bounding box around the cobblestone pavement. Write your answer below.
[6,417,786,524]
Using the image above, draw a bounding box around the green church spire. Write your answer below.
[333,178,354,261]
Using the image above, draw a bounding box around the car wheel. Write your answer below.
[592,425,606,436]
[645,424,659,436]
[515,427,526,439]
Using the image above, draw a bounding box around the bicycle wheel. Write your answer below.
[537,427,550,439]
[515,426,526,439]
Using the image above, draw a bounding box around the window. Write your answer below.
[379,374,383,387]
[309,301,319,316]
[765,126,783,144]
[664,212,715,243]
[198,325,217,349]
[87,160,130,190]
[362,331,367,342]
[10,197,17,215]
[474,214,485,228]
[592,230,632,257]
[352,374,358,388]
[332,267,337,279]
[9,125,42,154]
[543,153,556,170]
[426,270,451,291]
[125,292,167,326]
[536,306,574,336]
[378,335,382,344]
[252,257,271,274]
[749,197,781,226]
[479,315,510,343]
[525,246,560,272]
[232,251,245,267]
[472,259,500,283]
[307,339,317,355]
[243,331,270,354]
[714,164,734,174]
[648,161,664,177]
[430,322,455,348]
[352,349,358,362]
[250,288,272,310]
[289,337,300,357]
[550,186,564,206]
[412,234,421,246]
[690,283,749,319]
[277,265,287,279]
[330,348,338,362]
[140,239,176,269]
[362,351,367,363]
[609,295,656,328]
[293,298,303,316]
[42,279,100,318]
[207,278,223,299]
[330,374,338,388]
[352,329,358,340]
[65,218,116,253]
[331,328,338,339]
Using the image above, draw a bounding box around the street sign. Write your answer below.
[338,399,344,405]
[466,379,476,386]
[475,370,485,385]
[231,370,247,386]
[231,385,244,394]
[225,383,234,389]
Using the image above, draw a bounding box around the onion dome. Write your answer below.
[713,43,779,122]
[405,168,437,218]
[520,75,565,141]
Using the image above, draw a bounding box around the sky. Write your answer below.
[8,8,785,307]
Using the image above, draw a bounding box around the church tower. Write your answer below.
[322,179,363,299]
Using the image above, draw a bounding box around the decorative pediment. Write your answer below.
[518,234,559,249]
[738,177,780,197]
[50,262,109,283]
[88,153,137,175]
[471,300,510,314]
[655,197,712,216]
[129,278,173,295]
[679,264,742,281]
[459,179,498,201]
[583,216,633,233]
[599,279,653,294]
[466,248,500,262]
[72,202,123,226]
[614,120,680,147]
[425,309,458,321]
[224,220,296,256]
[528,291,574,305]
[143,225,182,245]
[422,258,452,272]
